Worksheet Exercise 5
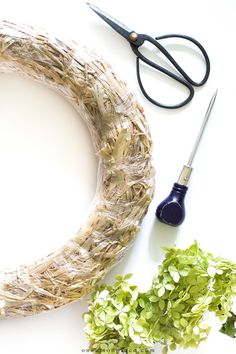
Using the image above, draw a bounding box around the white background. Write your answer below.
[0,0,236,353]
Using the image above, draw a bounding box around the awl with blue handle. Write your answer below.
[156,90,217,226]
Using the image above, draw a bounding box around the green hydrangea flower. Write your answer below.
[83,242,236,353]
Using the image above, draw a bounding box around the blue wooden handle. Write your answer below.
[155,183,188,226]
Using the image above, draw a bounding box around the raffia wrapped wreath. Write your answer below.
[0,21,154,319]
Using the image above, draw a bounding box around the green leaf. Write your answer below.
[139,298,145,308]
[122,305,131,312]
[170,271,180,283]
[132,289,139,300]
[83,313,90,323]
[173,311,180,320]
[207,266,216,277]
[180,318,188,327]
[179,267,190,276]
[99,290,109,298]
[113,301,123,311]
[128,327,141,344]
[216,269,223,275]
[124,273,133,280]
[163,273,173,284]
[154,282,164,289]
[165,283,175,291]
[149,295,158,302]
[158,286,165,297]
[119,313,128,325]
[220,312,236,339]
[182,292,190,301]
[168,265,178,273]
[146,311,153,319]
[173,320,180,328]
[105,313,116,323]
[133,324,143,333]
[199,321,210,330]
[191,304,201,312]
[162,346,168,354]
[159,299,165,311]
[100,311,106,322]
[170,343,177,351]
[193,326,200,335]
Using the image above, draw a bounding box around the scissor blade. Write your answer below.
[87,3,133,41]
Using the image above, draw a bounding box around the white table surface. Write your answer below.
[0,0,235,353]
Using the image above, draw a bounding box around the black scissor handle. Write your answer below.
[136,56,194,109]
[130,35,194,109]
[155,33,210,87]
[130,34,210,109]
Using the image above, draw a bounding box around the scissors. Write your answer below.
[87,3,210,109]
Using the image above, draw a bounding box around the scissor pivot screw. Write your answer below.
[130,32,138,41]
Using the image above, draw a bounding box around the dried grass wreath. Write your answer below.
[0,21,154,319]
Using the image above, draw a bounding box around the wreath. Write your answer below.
[0,21,154,318]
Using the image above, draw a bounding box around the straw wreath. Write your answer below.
[0,21,154,318]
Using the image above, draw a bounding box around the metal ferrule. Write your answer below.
[177,165,193,186]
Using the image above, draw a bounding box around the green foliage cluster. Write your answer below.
[83,242,236,353]
[220,312,236,338]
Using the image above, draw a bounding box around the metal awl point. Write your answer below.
[177,89,217,187]
[188,89,217,167]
